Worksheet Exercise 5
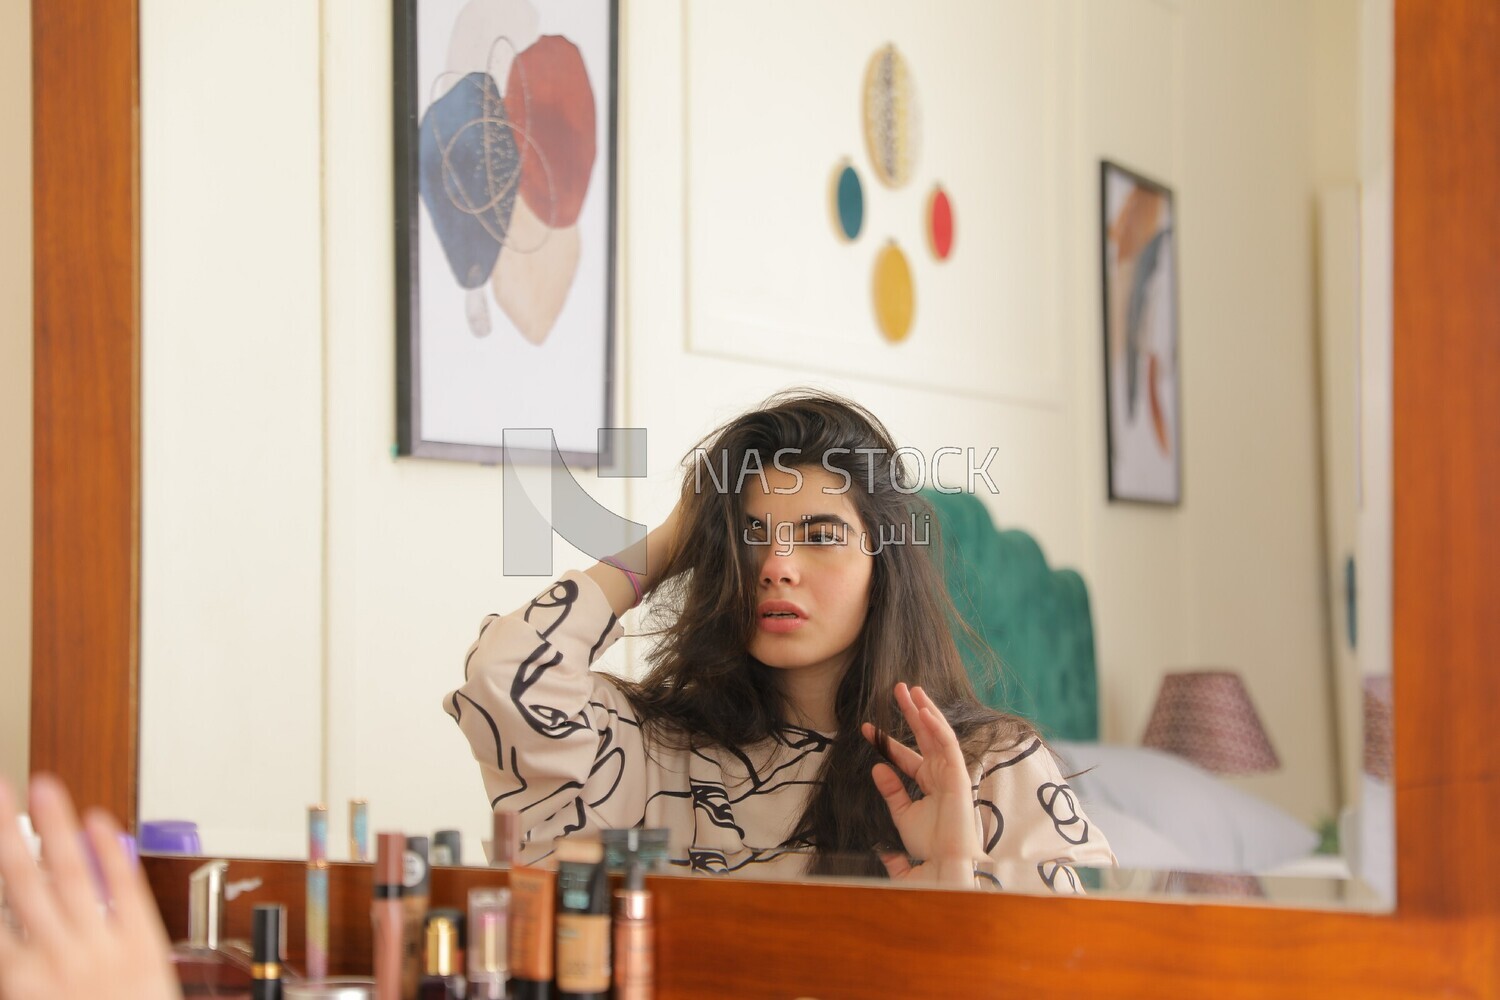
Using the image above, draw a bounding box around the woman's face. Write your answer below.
[743,464,875,680]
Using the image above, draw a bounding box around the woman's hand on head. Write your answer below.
[0,775,182,1000]
[652,495,687,577]
[862,683,982,890]
[588,496,691,615]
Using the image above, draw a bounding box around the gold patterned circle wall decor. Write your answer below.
[862,43,921,189]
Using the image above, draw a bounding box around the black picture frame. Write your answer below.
[1100,159,1182,505]
[394,0,620,466]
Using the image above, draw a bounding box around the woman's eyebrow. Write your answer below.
[799,514,851,526]
[741,513,850,526]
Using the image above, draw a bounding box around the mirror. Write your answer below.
[137,0,1394,908]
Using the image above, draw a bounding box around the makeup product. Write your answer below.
[139,819,203,855]
[306,805,329,982]
[372,833,406,1000]
[417,909,467,1000]
[507,865,556,1000]
[171,859,261,996]
[285,982,376,1000]
[600,829,670,874]
[554,840,610,1000]
[349,800,369,862]
[401,836,431,1000]
[612,860,654,1000]
[252,904,285,1000]
[189,861,230,951]
[467,888,510,1000]
[490,811,521,868]
[432,829,462,867]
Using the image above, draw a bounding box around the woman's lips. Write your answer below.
[757,599,807,634]
[758,615,807,634]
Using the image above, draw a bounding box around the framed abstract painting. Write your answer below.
[1100,160,1181,505]
[395,0,619,464]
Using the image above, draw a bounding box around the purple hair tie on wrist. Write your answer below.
[600,556,643,609]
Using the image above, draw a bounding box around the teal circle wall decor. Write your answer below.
[830,162,864,241]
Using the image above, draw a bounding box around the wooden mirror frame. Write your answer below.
[31,1,1498,993]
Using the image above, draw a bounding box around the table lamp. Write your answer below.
[1141,670,1280,775]
[1142,670,1279,898]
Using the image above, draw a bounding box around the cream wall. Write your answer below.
[1107,0,1336,818]
[138,0,326,854]
[649,0,1351,825]
[142,0,1365,857]
[1,0,32,796]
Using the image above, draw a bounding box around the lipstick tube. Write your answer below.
[252,904,285,1000]
[416,909,466,1000]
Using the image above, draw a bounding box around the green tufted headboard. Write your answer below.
[920,490,1100,742]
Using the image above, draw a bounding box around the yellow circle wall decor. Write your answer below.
[871,241,915,343]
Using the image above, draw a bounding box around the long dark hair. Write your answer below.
[617,389,1037,874]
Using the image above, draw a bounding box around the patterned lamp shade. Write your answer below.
[1363,674,1394,782]
[1141,670,1280,775]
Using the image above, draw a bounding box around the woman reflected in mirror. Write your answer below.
[447,389,1114,890]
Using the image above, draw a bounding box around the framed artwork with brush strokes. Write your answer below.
[395,0,619,465]
[1100,160,1181,505]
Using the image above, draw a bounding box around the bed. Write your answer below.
[922,489,1324,878]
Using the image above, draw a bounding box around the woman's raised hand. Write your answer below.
[588,495,689,616]
[650,495,686,579]
[0,775,182,1000]
[861,683,982,889]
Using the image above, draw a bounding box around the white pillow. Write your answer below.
[1344,773,1394,902]
[1052,740,1319,874]
[1073,801,1196,871]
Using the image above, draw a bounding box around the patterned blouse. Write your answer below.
[445,570,1115,892]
